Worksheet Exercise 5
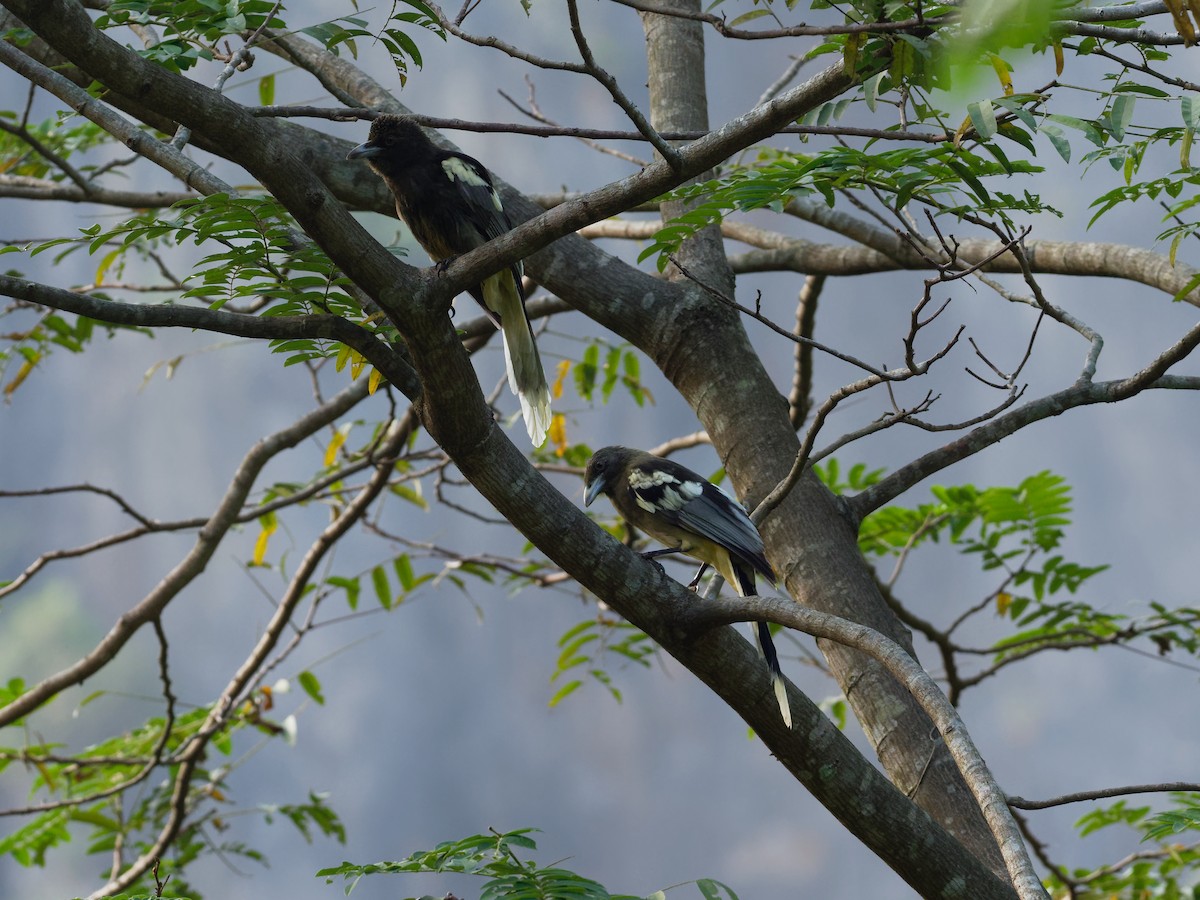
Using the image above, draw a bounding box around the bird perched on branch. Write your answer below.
[347,114,552,446]
[583,445,792,728]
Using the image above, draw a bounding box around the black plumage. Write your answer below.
[584,445,792,727]
[347,114,552,446]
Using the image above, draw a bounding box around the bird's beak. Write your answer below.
[347,141,380,161]
[584,477,605,508]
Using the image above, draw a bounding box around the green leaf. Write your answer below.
[728,8,770,27]
[600,345,621,401]
[548,680,582,707]
[298,670,325,705]
[575,342,600,401]
[967,99,997,141]
[327,575,361,610]
[1173,271,1200,303]
[697,877,740,900]
[371,564,391,609]
[1183,95,1200,130]
[1045,113,1106,147]
[1038,122,1070,162]
[1112,82,1168,98]
[393,553,415,592]
[863,71,885,112]
[1109,94,1134,141]
[258,72,275,106]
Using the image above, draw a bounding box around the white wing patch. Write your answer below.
[441,157,503,211]
[628,468,703,515]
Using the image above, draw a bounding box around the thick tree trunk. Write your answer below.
[637,0,1007,879]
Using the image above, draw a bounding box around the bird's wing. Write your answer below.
[439,152,524,281]
[626,461,774,583]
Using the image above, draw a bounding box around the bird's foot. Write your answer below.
[638,550,668,574]
[434,255,459,275]
[686,563,710,591]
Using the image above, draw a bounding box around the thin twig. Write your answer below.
[1009,781,1200,811]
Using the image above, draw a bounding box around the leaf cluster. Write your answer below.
[571,340,650,408]
[94,0,286,72]
[639,142,1049,269]
[0,115,111,180]
[298,2,446,87]
[1046,795,1200,897]
[31,193,376,367]
[549,617,656,707]
[318,827,739,899]
[0,686,340,897]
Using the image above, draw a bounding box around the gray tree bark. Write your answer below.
[635,0,1007,879]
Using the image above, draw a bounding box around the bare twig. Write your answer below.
[88,394,402,900]
[851,363,1200,521]
[1009,781,1200,811]
[0,381,372,729]
[609,0,953,40]
[649,431,711,456]
[498,78,648,167]
[757,56,809,107]
[567,0,680,169]
[787,274,823,429]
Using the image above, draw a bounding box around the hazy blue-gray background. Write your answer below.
[2,3,1198,898]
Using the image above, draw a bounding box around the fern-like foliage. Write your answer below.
[317,827,739,899]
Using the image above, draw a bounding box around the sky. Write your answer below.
[1,3,1199,899]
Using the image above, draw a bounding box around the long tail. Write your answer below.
[729,562,792,729]
[482,271,552,446]
[754,620,793,729]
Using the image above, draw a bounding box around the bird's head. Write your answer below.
[346,115,427,172]
[584,445,634,507]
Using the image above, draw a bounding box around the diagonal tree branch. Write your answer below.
[688,591,1047,900]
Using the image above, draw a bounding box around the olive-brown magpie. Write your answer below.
[348,114,552,446]
[584,445,792,727]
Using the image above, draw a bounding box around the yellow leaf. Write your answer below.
[988,54,1013,96]
[360,310,386,326]
[323,423,351,467]
[368,367,384,395]
[348,350,365,380]
[1169,230,1184,268]
[995,592,1012,616]
[95,247,122,286]
[252,512,277,566]
[1165,0,1197,45]
[3,358,34,396]
[548,413,567,457]
[32,758,56,791]
[1053,41,1064,77]
[334,342,353,373]
[952,114,974,148]
[552,359,570,400]
[843,32,864,78]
